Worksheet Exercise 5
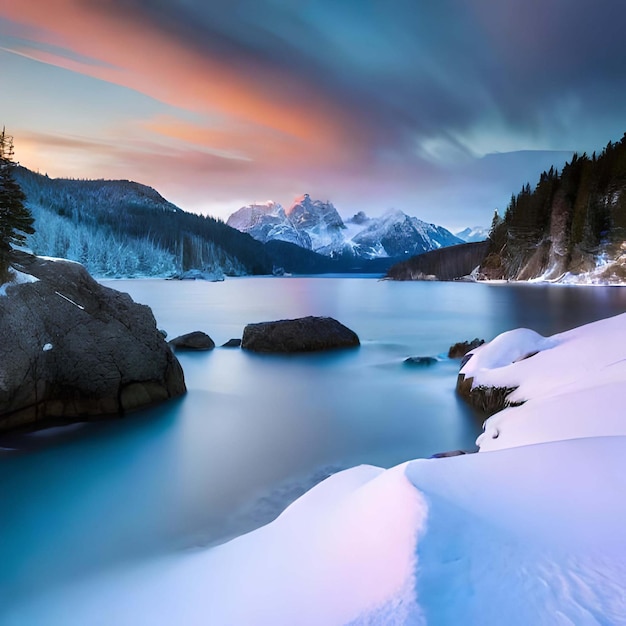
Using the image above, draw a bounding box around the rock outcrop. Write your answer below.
[169,331,215,351]
[455,374,518,416]
[448,338,485,359]
[0,251,186,432]
[241,316,360,353]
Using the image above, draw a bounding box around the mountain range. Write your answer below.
[227,194,462,260]
[15,168,454,277]
[454,226,489,243]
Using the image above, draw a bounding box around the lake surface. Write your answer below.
[3,277,626,614]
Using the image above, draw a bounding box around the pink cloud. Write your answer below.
[1,1,365,171]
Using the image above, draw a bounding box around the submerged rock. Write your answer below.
[169,331,215,351]
[0,251,186,433]
[221,338,242,348]
[430,449,468,458]
[404,356,437,367]
[242,316,360,353]
[448,338,485,359]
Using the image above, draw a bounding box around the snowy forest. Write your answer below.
[15,167,273,278]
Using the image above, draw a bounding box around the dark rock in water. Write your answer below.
[0,251,186,433]
[242,316,360,353]
[221,338,242,348]
[448,338,485,359]
[169,331,215,351]
[404,356,437,367]
[430,449,468,458]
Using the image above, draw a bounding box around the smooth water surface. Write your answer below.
[3,277,626,611]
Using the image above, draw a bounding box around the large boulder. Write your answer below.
[242,316,360,353]
[0,251,186,433]
[169,331,215,351]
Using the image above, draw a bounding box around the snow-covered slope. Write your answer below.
[7,314,626,624]
[455,225,489,242]
[227,196,462,260]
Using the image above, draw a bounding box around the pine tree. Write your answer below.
[0,128,34,270]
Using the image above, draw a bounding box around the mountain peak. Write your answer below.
[227,196,462,260]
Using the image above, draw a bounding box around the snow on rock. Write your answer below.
[459,312,626,451]
[461,327,556,373]
[0,268,39,296]
[42,343,53,352]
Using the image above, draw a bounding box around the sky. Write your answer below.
[1,1,625,230]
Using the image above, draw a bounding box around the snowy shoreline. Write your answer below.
[6,311,626,624]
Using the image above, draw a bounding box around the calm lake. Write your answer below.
[3,277,626,615]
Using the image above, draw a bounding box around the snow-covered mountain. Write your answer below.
[455,226,489,243]
[226,201,310,249]
[228,196,462,260]
[349,209,462,258]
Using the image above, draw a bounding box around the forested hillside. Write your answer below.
[15,167,274,277]
[483,133,626,282]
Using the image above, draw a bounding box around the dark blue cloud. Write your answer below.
[85,0,626,160]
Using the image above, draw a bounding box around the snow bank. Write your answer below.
[407,437,626,625]
[8,439,626,625]
[460,312,626,451]
[5,464,426,625]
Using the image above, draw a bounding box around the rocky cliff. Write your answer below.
[0,251,186,432]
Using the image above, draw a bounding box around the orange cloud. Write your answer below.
[1,1,360,171]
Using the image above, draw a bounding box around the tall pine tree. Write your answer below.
[0,128,34,271]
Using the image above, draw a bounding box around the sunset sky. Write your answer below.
[1,1,625,229]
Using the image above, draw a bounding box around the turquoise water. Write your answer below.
[3,277,626,613]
